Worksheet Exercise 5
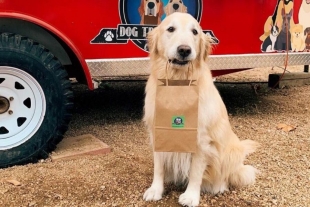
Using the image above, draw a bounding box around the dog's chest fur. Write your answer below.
[261,25,279,52]
[270,26,279,44]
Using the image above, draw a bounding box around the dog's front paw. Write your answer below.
[143,186,163,201]
[178,190,200,207]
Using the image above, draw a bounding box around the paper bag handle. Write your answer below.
[165,61,194,86]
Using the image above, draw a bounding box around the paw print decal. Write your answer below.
[104,31,114,42]
[91,29,127,44]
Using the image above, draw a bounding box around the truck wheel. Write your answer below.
[0,33,73,168]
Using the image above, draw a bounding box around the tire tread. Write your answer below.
[0,32,73,168]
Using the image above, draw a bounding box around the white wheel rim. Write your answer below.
[0,66,46,150]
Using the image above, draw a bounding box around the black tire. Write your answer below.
[0,33,73,168]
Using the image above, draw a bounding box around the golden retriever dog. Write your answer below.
[143,12,259,206]
[290,24,305,52]
[138,0,164,25]
[164,0,188,16]
[298,0,310,33]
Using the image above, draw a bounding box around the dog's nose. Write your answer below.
[177,45,191,58]
[173,3,179,10]
[148,2,155,9]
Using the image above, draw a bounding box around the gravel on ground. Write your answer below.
[0,66,309,207]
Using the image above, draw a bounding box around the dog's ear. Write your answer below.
[199,32,213,62]
[288,9,293,17]
[138,0,145,17]
[147,27,159,55]
[281,8,285,16]
[182,4,188,13]
[158,1,164,20]
[305,27,310,36]
[164,5,169,16]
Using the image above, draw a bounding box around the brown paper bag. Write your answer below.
[153,79,198,153]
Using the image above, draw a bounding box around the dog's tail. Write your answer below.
[241,139,259,157]
[223,139,259,187]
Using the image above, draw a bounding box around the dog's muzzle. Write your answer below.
[178,45,191,58]
[173,3,179,10]
[169,45,191,65]
[169,59,189,65]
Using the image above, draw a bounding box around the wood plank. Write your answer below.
[268,72,310,88]
[51,134,111,161]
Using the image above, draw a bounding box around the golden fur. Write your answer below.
[164,0,188,16]
[260,1,294,41]
[143,12,259,207]
[290,24,305,52]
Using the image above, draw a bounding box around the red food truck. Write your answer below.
[0,0,309,167]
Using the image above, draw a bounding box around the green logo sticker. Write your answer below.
[172,116,185,128]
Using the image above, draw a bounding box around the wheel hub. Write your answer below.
[0,96,10,114]
[0,66,46,150]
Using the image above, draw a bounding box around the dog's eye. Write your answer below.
[156,0,159,2]
[170,0,173,2]
[192,29,198,35]
[167,27,175,33]
[180,0,182,3]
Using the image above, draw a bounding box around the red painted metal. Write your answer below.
[0,0,306,89]
[211,69,250,77]
[0,12,94,90]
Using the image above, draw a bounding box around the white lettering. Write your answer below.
[119,27,126,37]
[132,27,138,37]
[142,27,148,37]
[126,27,132,36]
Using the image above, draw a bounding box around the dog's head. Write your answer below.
[147,12,212,70]
[138,0,164,18]
[304,27,310,36]
[291,24,303,38]
[164,0,188,16]
[284,0,293,4]
[281,9,292,31]
[270,24,279,37]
